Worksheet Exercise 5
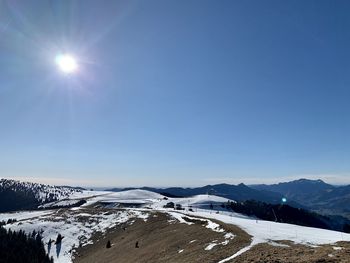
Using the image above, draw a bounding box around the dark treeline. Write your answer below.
[0,189,39,212]
[223,200,350,233]
[0,225,53,263]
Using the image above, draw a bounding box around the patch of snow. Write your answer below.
[221,240,229,245]
[205,242,218,250]
[167,212,194,225]
[224,233,235,239]
[128,209,149,222]
[167,211,226,235]
[268,241,290,248]
[74,213,91,217]
[206,220,224,233]
[218,239,260,263]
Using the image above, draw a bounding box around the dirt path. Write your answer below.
[73,211,251,263]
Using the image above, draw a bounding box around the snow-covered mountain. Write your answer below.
[0,178,83,212]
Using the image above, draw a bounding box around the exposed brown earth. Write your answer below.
[73,209,350,263]
[73,211,251,263]
[230,241,350,263]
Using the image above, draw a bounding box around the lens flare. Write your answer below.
[55,54,78,73]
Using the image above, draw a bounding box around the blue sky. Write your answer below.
[1,0,350,187]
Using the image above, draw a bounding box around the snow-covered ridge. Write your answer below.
[0,178,82,204]
[98,189,165,201]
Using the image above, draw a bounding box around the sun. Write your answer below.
[55,54,78,74]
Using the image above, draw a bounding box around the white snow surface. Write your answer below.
[2,208,149,263]
[0,210,54,221]
[79,189,165,207]
[205,242,218,250]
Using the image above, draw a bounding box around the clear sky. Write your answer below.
[1,0,350,187]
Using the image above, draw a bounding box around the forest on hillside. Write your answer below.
[0,222,53,263]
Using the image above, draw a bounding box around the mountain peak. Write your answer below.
[289,178,327,185]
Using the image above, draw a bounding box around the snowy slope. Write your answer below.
[1,208,149,263]
[80,189,165,206]
[170,209,350,245]
[96,189,164,200]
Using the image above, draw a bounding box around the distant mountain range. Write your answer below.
[0,178,83,212]
[250,178,350,217]
[110,178,350,218]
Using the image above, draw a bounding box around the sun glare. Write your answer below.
[55,54,78,74]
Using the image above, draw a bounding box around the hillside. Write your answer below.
[0,224,53,263]
[0,178,83,212]
[1,187,350,263]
